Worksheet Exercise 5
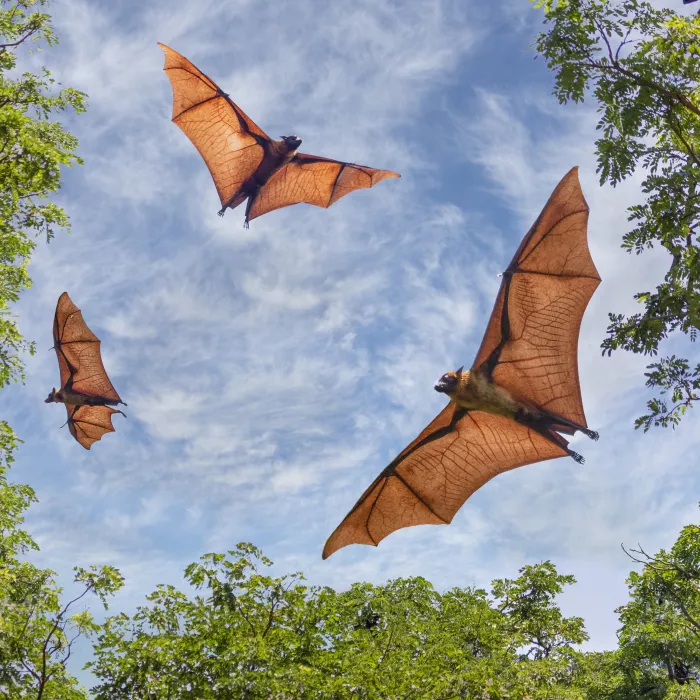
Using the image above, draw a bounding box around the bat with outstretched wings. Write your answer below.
[158,43,400,227]
[323,167,601,559]
[45,292,126,450]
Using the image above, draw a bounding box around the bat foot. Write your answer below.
[217,208,226,217]
[569,450,585,464]
[243,220,249,230]
[582,428,599,441]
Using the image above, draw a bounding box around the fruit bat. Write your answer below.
[45,292,126,450]
[323,167,601,560]
[158,43,400,227]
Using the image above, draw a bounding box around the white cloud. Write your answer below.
[5,0,699,689]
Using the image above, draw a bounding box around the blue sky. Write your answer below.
[5,0,700,688]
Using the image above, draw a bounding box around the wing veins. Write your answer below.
[163,64,215,83]
[382,408,465,476]
[513,269,600,281]
[516,207,589,269]
[391,472,450,524]
[327,164,345,205]
[171,93,222,120]
[58,311,76,342]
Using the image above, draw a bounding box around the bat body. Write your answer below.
[46,292,126,450]
[441,366,597,447]
[323,167,601,559]
[46,387,123,408]
[158,43,400,227]
[228,135,302,219]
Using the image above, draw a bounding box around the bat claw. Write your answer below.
[584,429,599,441]
[569,450,585,464]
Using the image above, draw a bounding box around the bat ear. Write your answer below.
[456,366,464,377]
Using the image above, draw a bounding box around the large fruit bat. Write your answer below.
[323,167,601,559]
[45,292,126,450]
[158,43,400,227]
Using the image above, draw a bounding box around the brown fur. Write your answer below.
[254,139,298,184]
[445,368,541,420]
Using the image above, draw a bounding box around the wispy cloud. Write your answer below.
[5,0,698,688]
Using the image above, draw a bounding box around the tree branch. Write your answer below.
[580,59,700,119]
[664,108,700,169]
[0,27,40,52]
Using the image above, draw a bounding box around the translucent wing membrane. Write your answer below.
[67,405,122,450]
[158,43,267,209]
[53,292,121,402]
[248,154,400,221]
[323,407,567,559]
[51,292,124,449]
[324,168,600,558]
[473,167,601,427]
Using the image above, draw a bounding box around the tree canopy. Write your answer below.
[0,0,84,455]
[531,0,700,430]
[84,522,700,699]
[0,3,123,699]
[88,543,593,699]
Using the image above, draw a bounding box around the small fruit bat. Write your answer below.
[45,292,126,450]
[323,167,601,559]
[158,43,400,227]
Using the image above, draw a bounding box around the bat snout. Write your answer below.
[435,373,458,394]
[281,135,302,150]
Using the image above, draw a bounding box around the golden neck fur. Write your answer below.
[447,367,538,420]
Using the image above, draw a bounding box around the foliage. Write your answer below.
[531,0,700,429]
[0,560,124,699]
[85,510,700,699]
[0,3,126,699]
[615,519,700,698]
[0,0,85,461]
[1,410,124,699]
[84,505,700,700]
[89,545,596,699]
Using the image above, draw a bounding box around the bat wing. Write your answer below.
[247,153,400,222]
[322,404,568,559]
[53,292,121,402]
[67,404,121,450]
[473,167,601,429]
[158,43,268,211]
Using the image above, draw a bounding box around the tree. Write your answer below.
[0,0,85,463]
[530,0,700,430]
[615,513,700,698]
[0,3,124,698]
[1,390,124,699]
[88,545,592,699]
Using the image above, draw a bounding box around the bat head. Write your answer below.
[45,388,59,403]
[281,135,302,150]
[434,367,464,395]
